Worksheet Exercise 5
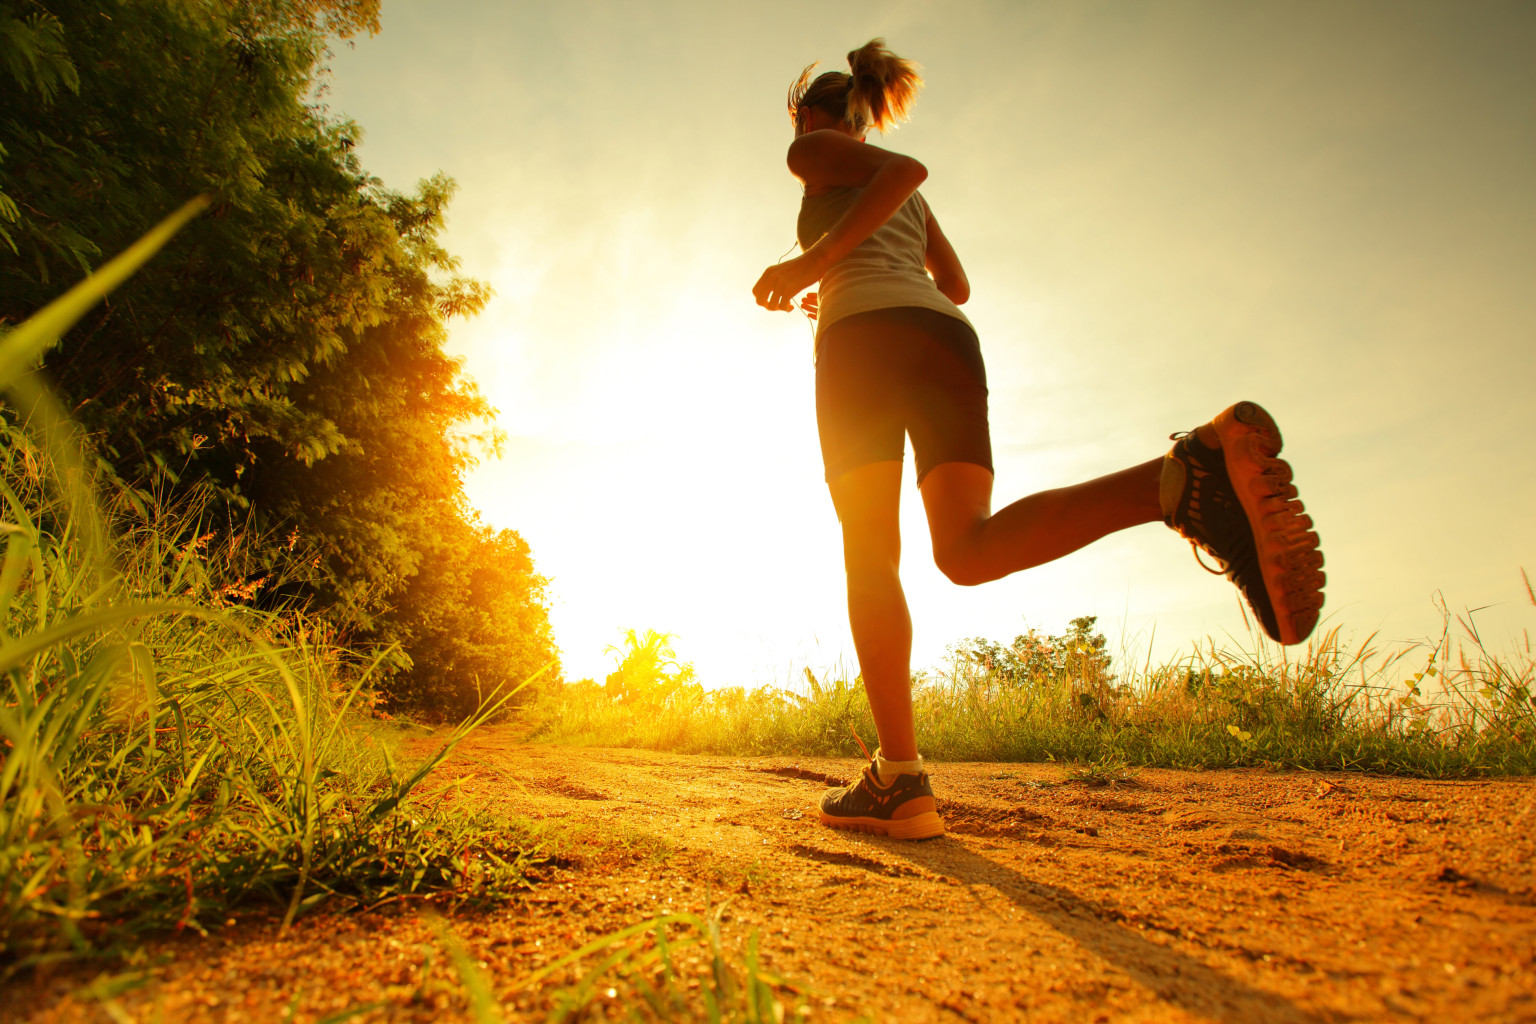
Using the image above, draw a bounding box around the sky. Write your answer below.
[322,0,1536,687]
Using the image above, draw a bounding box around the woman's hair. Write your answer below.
[788,39,922,135]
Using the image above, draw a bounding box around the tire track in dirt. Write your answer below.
[13,730,1536,1022]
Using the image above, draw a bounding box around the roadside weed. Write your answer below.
[1066,756,1141,787]
[525,902,813,1023]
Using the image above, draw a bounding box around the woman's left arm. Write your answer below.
[924,208,970,305]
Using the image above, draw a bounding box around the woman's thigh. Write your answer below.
[827,460,905,572]
[918,461,994,571]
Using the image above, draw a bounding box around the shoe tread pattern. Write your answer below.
[1167,401,1325,644]
[1218,402,1326,644]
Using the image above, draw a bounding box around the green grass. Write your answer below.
[0,207,541,975]
[522,903,822,1024]
[539,601,1536,777]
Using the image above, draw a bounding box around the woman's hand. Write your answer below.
[753,252,824,312]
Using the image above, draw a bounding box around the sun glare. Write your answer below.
[460,271,854,686]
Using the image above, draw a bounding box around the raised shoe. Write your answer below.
[1162,400,1325,644]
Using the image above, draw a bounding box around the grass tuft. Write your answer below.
[0,416,542,974]
[522,902,819,1023]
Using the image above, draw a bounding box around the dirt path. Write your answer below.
[15,730,1536,1022]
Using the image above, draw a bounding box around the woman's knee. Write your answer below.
[842,528,900,578]
[932,543,992,586]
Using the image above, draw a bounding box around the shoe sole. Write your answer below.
[818,810,946,840]
[1211,401,1326,644]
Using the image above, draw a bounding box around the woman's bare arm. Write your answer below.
[924,209,969,305]
[753,130,927,311]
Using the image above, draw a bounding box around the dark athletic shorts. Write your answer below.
[815,306,993,485]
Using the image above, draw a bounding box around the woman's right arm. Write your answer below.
[754,130,927,311]
[788,130,929,271]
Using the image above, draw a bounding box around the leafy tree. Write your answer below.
[379,515,560,718]
[3,0,381,470]
[604,630,698,706]
[0,0,559,708]
[0,3,81,261]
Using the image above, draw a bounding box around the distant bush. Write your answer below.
[950,615,1125,718]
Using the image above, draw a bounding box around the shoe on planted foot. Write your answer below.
[1162,400,1325,645]
[819,763,945,840]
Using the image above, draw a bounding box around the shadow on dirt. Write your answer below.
[783,842,926,879]
[870,835,1336,1024]
[754,765,846,786]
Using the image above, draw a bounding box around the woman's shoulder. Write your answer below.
[802,183,861,200]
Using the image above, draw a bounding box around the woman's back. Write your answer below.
[797,186,971,343]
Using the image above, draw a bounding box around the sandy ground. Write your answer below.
[10,729,1536,1022]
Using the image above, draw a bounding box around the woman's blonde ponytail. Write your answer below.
[845,39,922,134]
[787,38,922,135]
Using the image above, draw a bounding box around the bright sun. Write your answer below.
[460,278,857,687]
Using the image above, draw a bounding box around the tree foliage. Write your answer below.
[0,0,558,709]
[603,630,699,706]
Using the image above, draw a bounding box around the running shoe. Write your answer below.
[819,762,946,839]
[1162,401,1325,645]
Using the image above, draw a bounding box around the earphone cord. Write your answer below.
[774,239,816,338]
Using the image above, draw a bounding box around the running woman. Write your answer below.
[752,40,1326,840]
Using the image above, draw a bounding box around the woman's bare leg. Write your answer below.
[827,460,919,761]
[827,456,1163,760]
[920,458,1164,586]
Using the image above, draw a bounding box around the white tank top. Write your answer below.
[796,187,973,344]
